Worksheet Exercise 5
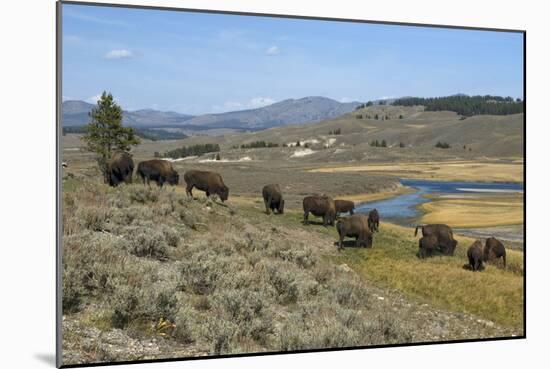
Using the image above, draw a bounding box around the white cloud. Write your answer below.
[266,46,280,56]
[339,97,358,103]
[249,97,276,108]
[211,97,276,113]
[86,94,102,104]
[104,49,134,60]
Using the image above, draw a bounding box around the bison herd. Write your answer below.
[102,151,508,272]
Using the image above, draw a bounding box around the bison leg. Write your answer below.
[350,209,354,215]
[186,184,194,198]
[338,235,344,250]
[303,211,309,225]
[264,198,271,215]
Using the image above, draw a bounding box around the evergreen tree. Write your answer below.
[82,91,140,173]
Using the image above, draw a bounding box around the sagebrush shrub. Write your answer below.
[124,226,169,260]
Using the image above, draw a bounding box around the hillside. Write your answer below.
[143,105,523,160]
[61,176,522,365]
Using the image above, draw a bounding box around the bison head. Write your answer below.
[219,185,229,202]
[167,171,180,186]
[278,199,285,214]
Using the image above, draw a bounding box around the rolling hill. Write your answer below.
[182,96,360,129]
[154,105,523,160]
[62,96,360,130]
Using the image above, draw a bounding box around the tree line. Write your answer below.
[391,95,523,116]
[162,143,221,159]
[239,141,279,149]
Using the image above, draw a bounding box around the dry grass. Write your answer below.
[419,194,524,228]
[309,160,524,183]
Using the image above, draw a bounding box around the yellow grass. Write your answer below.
[309,160,524,183]
[419,194,524,228]
[336,186,416,203]
[330,222,524,329]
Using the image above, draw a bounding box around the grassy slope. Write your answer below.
[257,209,524,329]
[329,223,523,329]
[61,177,523,364]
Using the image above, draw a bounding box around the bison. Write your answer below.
[334,200,355,217]
[467,240,484,271]
[368,208,380,233]
[336,214,372,250]
[484,237,506,268]
[136,159,179,188]
[414,224,457,256]
[104,151,134,187]
[303,195,336,226]
[184,170,229,202]
[262,184,285,214]
[417,235,438,259]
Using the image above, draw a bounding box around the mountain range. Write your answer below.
[62,96,360,130]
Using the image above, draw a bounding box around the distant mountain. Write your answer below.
[62,100,195,127]
[183,96,361,130]
[62,96,360,130]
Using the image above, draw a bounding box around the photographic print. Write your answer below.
[58,1,525,366]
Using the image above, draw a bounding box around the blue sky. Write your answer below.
[62,4,524,115]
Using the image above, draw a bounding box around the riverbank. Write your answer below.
[308,159,524,183]
[419,193,524,228]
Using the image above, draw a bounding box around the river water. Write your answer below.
[356,179,524,244]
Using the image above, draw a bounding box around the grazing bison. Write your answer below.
[334,200,355,217]
[184,170,229,202]
[484,237,506,268]
[467,240,484,271]
[262,184,285,214]
[336,214,372,250]
[104,152,134,187]
[368,208,380,233]
[414,224,457,256]
[417,235,438,259]
[136,159,179,188]
[303,195,336,226]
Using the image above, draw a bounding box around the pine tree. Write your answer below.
[82,91,140,173]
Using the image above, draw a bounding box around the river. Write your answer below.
[356,179,524,245]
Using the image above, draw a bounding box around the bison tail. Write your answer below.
[414,225,423,237]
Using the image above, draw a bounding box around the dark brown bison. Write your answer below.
[303,195,336,226]
[184,170,229,202]
[136,159,179,188]
[484,237,506,268]
[334,200,355,217]
[104,152,134,187]
[262,184,284,214]
[417,235,438,259]
[414,224,457,256]
[368,208,380,232]
[467,240,484,271]
[336,214,372,250]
